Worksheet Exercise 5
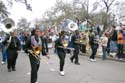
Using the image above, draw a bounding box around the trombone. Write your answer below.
[28,46,42,60]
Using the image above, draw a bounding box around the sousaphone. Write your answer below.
[0,18,15,34]
[68,21,78,31]
[0,18,15,50]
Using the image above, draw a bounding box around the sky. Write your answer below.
[2,0,125,23]
[4,0,57,22]
[2,0,98,22]
[5,0,93,22]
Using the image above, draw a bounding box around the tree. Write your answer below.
[6,0,32,11]
[102,0,115,30]
[41,0,124,32]
[92,0,116,30]
[72,0,88,20]
[17,18,31,32]
[0,1,10,20]
[42,0,74,28]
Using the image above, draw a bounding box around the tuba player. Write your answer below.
[2,31,21,72]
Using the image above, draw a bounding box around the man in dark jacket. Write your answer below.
[3,31,21,72]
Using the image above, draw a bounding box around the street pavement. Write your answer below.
[0,49,125,83]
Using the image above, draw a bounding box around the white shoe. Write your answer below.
[35,82,38,83]
[1,61,5,65]
[60,71,65,76]
[119,58,123,61]
[90,59,94,62]
[93,59,96,62]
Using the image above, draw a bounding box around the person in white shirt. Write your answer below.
[101,32,108,60]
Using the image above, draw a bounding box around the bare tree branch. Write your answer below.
[103,0,108,8]
[108,0,115,7]
[6,0,32,11]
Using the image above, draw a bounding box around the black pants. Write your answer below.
[29,54,40,83]
[90,44,98,59]
[117,44,123,59]
[7,49,18,70]
[23,45,26,51]
[57,51,66,71]
[80,44,86,53]
[106,38,110,54]
[71,45,80,63]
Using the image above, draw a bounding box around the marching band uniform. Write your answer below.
[40,35,48,56]
[55,31,66,76]
[3,32,21,72]
[70,30,80,65]
[25,28,42,83]
[89,29,98,62]
[22,32,29,52]
[79,32,86,54]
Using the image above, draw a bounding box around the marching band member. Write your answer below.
[89,29,98,62]
[40,31,49,56]
[2,31,21,72]
[25,28,49,83]
[55,31,67,76]
[79,31,86,55]
[70,30,80,65]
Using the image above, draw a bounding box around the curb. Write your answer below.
[95,55,125,62]
[79,53,125,62]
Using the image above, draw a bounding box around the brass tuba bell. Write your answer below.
[68,21,78,31]
[0,18,15,34]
